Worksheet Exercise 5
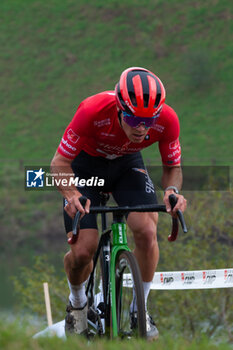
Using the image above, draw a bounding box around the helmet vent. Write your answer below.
[129,92,137,107]
[117,84,133,114]
[127,71,154,108]
[154,77,161,108]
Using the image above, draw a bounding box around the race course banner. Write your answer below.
[34,268,233,339]
[150,268,233,290]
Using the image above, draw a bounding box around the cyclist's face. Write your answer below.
[121,113,149,143]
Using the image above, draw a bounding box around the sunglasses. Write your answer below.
[122,111,160,129]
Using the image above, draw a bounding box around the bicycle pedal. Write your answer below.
[96,302,105,318]
[97,302,105,312]
[87,307,98,323]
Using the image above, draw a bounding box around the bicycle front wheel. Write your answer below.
[115,251,146,339]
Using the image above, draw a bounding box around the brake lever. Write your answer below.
[168,194,179,242]
[169,194,188,233]
[67,196,88,245]
[168,194,188,242]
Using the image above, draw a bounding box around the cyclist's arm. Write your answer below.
[50,151,90,218]
[51,100,94,217]
[161,165,186,215]
[157,106,186,214]
[162,165,182,191]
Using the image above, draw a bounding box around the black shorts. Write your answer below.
[63,151,157,232]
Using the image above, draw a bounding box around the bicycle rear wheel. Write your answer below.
[115,250,146,339]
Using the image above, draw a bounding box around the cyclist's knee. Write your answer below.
[130,214,158,249]
[135,227,158,249]
[128,212,158,234]
[65,229,98,268]
[72,247,94,269]
[66,247,94,270]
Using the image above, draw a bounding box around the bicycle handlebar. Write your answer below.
[67,194,188,245]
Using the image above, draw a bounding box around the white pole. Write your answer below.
[43,282,53,327]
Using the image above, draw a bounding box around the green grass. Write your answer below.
[0,319,232,350]
[1,0,232,164]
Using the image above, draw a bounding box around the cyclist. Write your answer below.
[51,67,187,340]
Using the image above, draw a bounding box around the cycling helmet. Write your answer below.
[115,67,166,118]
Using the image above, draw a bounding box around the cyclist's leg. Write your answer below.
[112,152,159,284]
[113,198,159,305]
[64,229,99,291]
[63,189,101,335]
[63,188,101,306]
[63,151,111,334]
[112,153,159,339]
[63,151,110,291]
[127,212,159,283]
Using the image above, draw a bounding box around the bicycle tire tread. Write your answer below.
[115,250,147,338]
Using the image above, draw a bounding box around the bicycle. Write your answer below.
[67,193,187,339]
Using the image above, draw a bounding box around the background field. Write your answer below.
[0,0,232,346]
[1,0,232,164]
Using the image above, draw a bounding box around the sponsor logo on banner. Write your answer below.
[163,276,174,284]
[224,269,233,284]
[123,274,133,288]
[203,271,216,284]
[181,272,195,284]
[150,269,233,290]
[160,273,174,285]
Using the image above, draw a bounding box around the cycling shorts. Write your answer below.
[63,151,157,232]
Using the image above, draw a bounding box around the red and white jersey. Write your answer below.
[57,91,181,166]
